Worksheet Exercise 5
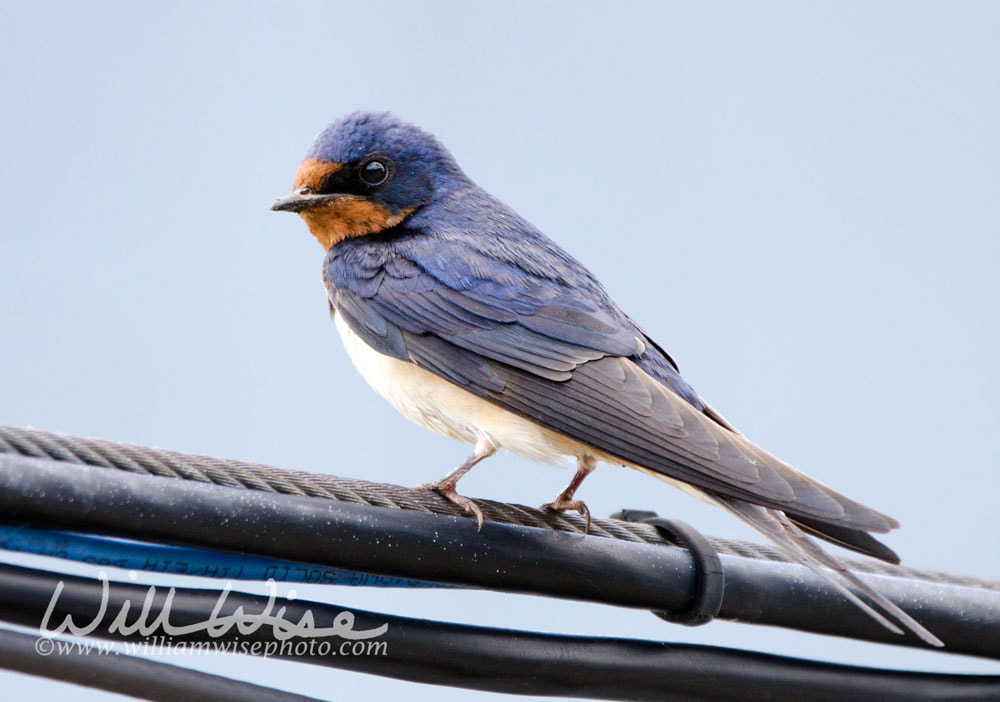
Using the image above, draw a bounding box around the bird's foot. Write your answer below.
[416,479,485,531]
[542,498,592,535]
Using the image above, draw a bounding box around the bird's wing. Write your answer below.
[326,243,897,534]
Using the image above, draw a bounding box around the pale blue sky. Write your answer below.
[1,1,998,699]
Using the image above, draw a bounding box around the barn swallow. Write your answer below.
[272,111,941,646]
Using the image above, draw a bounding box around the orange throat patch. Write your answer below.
[291,158,412,249]
[300,199,412,250]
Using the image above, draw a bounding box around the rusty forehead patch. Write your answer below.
[293,158,342,191]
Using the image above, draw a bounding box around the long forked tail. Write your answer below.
[716,497,943,647]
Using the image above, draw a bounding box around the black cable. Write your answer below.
[1,563,998,702]
[3,453,1000,658]
[3,424,992,588]
[0,627,328,702]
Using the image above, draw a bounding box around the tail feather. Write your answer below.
[717,497,943,647]
[790,514,901,564]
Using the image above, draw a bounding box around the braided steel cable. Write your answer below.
[1,425,995,592]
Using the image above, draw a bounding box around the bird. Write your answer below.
[272,111,941,647]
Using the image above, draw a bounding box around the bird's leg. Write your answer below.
[542,455,597,533]
[416,436,498,530]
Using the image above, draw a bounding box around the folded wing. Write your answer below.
[326,242,899,546]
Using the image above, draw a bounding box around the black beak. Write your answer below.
[271,188,361,212]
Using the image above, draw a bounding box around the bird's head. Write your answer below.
[271,111,466,249]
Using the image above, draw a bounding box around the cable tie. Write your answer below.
[611,509,725,626]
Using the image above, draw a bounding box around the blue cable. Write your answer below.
[0,523,448,588]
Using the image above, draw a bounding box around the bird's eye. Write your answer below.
[359,159,390,187]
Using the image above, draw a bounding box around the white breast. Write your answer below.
[333,311,587,464]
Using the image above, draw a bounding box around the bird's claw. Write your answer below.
[416,480,485,531]
[543,499,592,535]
